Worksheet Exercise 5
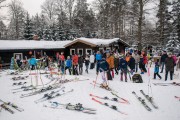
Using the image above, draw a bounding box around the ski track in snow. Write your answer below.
[0,64,180,120]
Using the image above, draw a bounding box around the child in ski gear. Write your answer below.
[85,55,90,73]
[154,59,161,79]
[128,53,135,75]
[28,56,37,70]
[160,51,168,73]
[165,52,175,81]
[65,56,72,75]
[78,55,83,75]
[72,53,79,75]
[119,55,128,82]
[96,58,109,88]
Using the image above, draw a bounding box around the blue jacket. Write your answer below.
[119,58,128,70]
[29,58,37,66]
[154,62,159,73]
[96,59,109,72]
[96,54,102,61]
[66,59,72,67]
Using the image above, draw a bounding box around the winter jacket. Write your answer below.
[96,54,102,61]
[72,55,78,66]
[78,56,83,67]
[114,58,119,68]
[133,54,140,63]
[90,55,95,63]
[85,57,90,66]
[128,57,135,70]
[154,62,160,73]
[59,55,65,61]
[125,56,130,62]
[66,59,72,68]
[165,57,175,71]
[139,58,144,69]
[172,55,177,65]
[143,56,148,64]
[106,55,114,69]
[29,58,37,66]
[97,59,109,72]
[119,58,128,70]
[161,54,168,62]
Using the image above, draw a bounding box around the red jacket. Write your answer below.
[72,55,78,65]
[59,55,65,61]
[143,56,148,64]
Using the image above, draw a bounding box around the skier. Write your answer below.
[96,58,109,89]
[133,50,140,72]
[153,59,162,80]
[78,55,83,75]
[65,56,72,75]
[72,53,79,75]
[165,52,175,81]
[128,53,135,75]
[119,55,128,82]
[106,52,114,80]
[160,51,168,73]
[28,55,37,70]
[90,53,95,69]
[85,55,90,73]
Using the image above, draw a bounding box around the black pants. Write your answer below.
[73,65,79,75]
[31,65,35,70]
[90,63,94,69]
[115,67,118,74]
[79,65,83,75]
[165,71,173,80]
[154,72,161,79]
[65,67,71,75]
[142,64,147,72]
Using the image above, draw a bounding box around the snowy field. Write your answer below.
[0,64,180,120]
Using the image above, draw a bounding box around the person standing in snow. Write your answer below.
[128,53,135,75]
[96,58,109,88]
[72,53,79,75]
[10,57,15,70]
[90,53,95,69]
[160,51,168,73]
[78,55,83,75]
[58,52,65,74]
[119,55,128,82]
[29,55,37,70]
[85,55,90,73]
[165,52,175,81]
[139,55,144,74]
[133,50,140,72]
[154,59,162,80]
[114,54,119,75]
[65,56,72,75]
[106,52,114,79]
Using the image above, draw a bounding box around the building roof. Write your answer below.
[64,38,130,47]
[0,40,72,50]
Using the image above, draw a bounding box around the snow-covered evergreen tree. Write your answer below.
[24,12,33,40]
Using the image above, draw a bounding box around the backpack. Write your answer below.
[132,74,143,83]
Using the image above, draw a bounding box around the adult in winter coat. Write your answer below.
[160,51,168,73]
[96,58,109,87]
[95,51,102,62]
[139,55,144,74]
[85,55,90,73]
[106,52,114,79]
[133,51,140,72]
[128,53,135,75]
[142,54,147,72]
[119,55,128,82]
[90,54,95,69]
[165,53,175,81]
[154,59,161,79]
[58,52,65,73]
[65,56,72,75]
[72,53,79,75]
[29,56,37,70]
[114,54,119,75]
[78,55,83,75]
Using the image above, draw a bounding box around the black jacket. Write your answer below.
[128,57,135,70]
[165,57,175,71]
[161,54,168,62]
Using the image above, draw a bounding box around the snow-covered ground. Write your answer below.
[0,64,180,120]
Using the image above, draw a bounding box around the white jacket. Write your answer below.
[90,55,95,63]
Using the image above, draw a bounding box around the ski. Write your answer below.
[140,90,158,109]
[91,98,127,115]
[175,96,180,101]
[91,82,118,93]
[0,104,14,114]
[47,102,96,114]
[13,82,27,86]
[12,76,28,81]
[0,99,24,112]
[111,91,130,104]
[89,93,128,104]
[12,86,38,94]
[153,82,180,86]
[132,91,152,111]
[20,84,63,98]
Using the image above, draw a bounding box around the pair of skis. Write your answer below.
[0,99,24,114]
[12,76,28,81]
[132,90,158,111]
[153,82,180,86]
[44,102,96,114]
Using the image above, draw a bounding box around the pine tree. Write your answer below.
[24,12,33,40]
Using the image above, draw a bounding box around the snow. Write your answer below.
[0,40,72,50]
[0,64,180,120]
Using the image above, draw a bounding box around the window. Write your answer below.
[14,53,23,60]
[86,49,92,55]
[78,48,83,56]
[70,49,75,55]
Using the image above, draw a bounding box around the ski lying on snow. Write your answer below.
[174,96,180,101]
[132,91,152,111]
[89,93,128,104]
[140,90,158,109]
[153,82,180,86]
[111,91,130,104]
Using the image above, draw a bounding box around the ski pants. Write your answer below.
[120,70,127,81]
[100,71,107,84]
[154,72,161,79]
[65,66,71,75]
[165,71,173,80]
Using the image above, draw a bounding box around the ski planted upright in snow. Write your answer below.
[140,90,158,109]
[132,91,152,111]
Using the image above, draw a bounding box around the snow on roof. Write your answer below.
[0,40,72,50]
[64,37,129,47]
